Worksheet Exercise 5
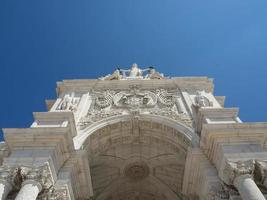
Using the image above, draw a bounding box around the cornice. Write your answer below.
[56,77,214,96]
[2,127,74,152]
[33,111,77,137]
[202,122,267,132]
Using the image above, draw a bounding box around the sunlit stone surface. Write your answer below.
[1,64,267,199]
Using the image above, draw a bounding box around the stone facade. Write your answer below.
[1,64,267,200]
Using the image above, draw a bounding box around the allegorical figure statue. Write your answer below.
[120,63,143,78]
[146,67,165,79]
[101,68,121,80]
[100,63,165,80]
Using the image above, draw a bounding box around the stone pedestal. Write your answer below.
[0,182,12,200]
[234,174,265,200]
[15,180,42,200]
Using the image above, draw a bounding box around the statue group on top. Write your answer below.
[100,63,165,80]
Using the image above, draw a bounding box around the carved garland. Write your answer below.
[78,89,192,130]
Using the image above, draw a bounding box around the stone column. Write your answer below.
[13,164,53,200]
[234,174,265,200]
[0,166,14,200]
[223,160,265,200]
[15,180,42,200]
[0,182,12,200]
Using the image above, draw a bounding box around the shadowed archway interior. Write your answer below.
[83,117,192,200]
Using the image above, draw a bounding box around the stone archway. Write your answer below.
[76,114,198,200]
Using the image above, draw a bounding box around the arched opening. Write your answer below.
[76,114,198,200]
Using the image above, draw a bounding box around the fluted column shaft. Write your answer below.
[234,174,265,200]
[15,180,42,200]
[0,182,12,200]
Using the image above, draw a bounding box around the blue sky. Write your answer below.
[0,0,267,140]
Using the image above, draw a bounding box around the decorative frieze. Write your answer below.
[78,88,192,130]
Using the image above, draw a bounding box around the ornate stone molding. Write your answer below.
[38,185,69,200]
[78,88,192,130]
[0,165,14,185]
[255,160,267,187]
[207,184,230,200]
[223,160,255,185]
[0,163,53,191]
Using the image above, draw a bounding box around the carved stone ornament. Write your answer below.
[0,165,15,184]
[113,90,157,108]
[124,161,149,181]
[223,160,255,185]
[207,184,230,200]
[57,93,80,112]
[194,91,213,108]
[255,160,267,187]
[0,163,53,191]
[99,63,165,80]
[38,185,69,200]
[78,88,192,130]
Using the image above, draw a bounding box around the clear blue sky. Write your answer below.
[0,0,267,140]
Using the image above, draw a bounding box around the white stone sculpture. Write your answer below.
[78,88,192,130]
[100,63,165,80]
[57,93,80,112]
[194,91,213,107]
[100,68,121,80]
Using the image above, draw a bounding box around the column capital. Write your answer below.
[18,163,53,190]
[223,160,255,185]
[0,162,54,191]
[0,165,15,185]
[255,160,267,186]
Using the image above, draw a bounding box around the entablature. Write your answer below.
[56,77,214,97]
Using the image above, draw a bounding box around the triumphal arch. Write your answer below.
[1,64,267,200]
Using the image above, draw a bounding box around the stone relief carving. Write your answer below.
[78,88,192,130]
[38,185,69,200]
[124,161,149,181]
[223,160,255,185]
[95,90,114,109]
[255,160,267,187]
[113,90,157,108]
[207,184,230,200]
[57,93,80,112]
[156,89,174,107]
[194,91,213,108]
